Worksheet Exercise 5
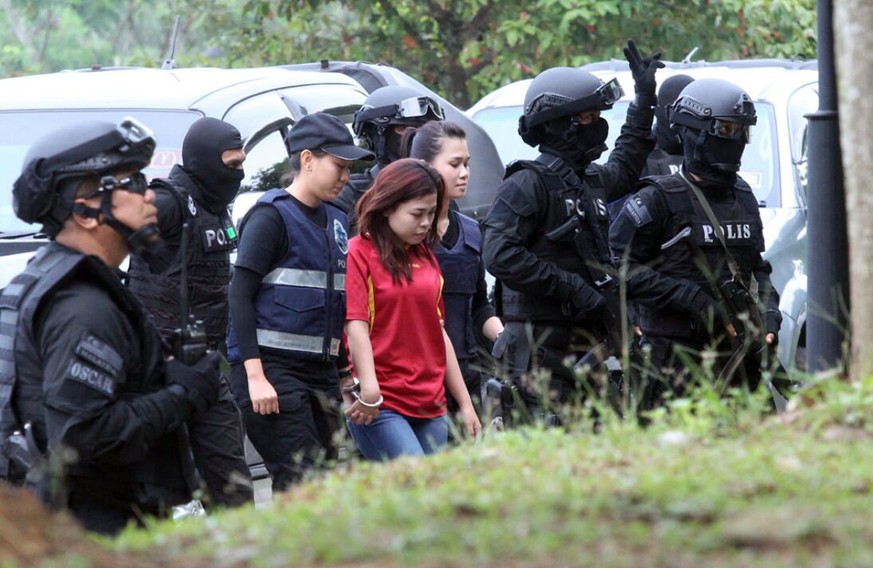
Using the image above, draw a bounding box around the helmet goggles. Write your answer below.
[354,95,444,128]
[709,119,752,143]
[520,78,624,131]
[396,96,445,121]
[672,113,755,144]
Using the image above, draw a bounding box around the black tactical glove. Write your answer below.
[764,308,783,346]
[166,351,222,416]
[623,39,664,102]
[570,283,606,317]
[684,284,726,336]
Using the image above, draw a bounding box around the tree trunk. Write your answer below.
[835,0,873,379]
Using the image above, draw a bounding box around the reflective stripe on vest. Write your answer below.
[262,268,346,292]
[256,329,341,356]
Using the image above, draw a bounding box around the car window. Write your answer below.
[240,130,289,191]
[787,84,818,164]
[223,91,295,141]
[740,103,779,207]
[470,106,534,164]
[0,110,199,233]
[277,84,366,121]
[236,87,368,195]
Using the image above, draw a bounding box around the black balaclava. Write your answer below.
[381,127,404,166]
[654,74,695,156]
[540,116,609,168]
[682,126,746,189]
[181,117,244,214]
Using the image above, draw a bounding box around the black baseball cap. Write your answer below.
[286,112,375,161]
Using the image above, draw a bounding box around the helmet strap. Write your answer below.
[91,191,161,254]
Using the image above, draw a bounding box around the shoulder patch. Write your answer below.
[334,219,349,255]
[64,360,116,397]
[74,332,123,377]
[624,196,653,228]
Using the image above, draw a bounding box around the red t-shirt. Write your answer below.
[345,235,447,418]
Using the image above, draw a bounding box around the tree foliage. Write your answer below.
[235,0,816,107]
[1,0,817,107]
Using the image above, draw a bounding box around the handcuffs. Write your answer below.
[340,377,383,408]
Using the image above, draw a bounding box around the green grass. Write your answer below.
[107,375,873,568]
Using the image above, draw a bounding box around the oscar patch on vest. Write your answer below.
[65,360,116,397]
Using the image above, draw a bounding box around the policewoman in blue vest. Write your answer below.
[401,121,503,411]
[609,78,781,412]
[226,113,374,491]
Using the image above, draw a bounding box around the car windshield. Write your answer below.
[472,101,778,207]
[0,110,200,233]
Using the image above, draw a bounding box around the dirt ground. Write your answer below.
[0,484,170,567]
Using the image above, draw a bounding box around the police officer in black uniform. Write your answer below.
[0,118,222,535]
[641,74,695,177]
[333,85,444,234]
[616,75,696,351]
[482,40,663,421]
[127,117,253,508]
[609,78,781,411]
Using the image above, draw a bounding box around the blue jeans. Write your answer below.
[347,409,448,461]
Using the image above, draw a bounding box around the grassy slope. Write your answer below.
[110,377,873,568]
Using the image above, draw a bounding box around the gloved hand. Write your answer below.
[623,39,664,99]
[166,351,222,416]
[685,284,727,336]
[764,308,782,347]
[570,284,606,317]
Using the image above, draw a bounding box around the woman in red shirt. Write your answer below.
[344,158,481,460]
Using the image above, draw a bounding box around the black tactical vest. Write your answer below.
[0,245,136,478]
[128,178,237,344]
[1,243,196,504]
[500,154,613,323]
[639,174,764,336]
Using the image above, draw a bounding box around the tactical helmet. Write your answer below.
[671,78,756,185]
[670,78,757,141]
[518,67,623,146]
[654,74,695,152]
[13,117,155,236]
[353,86,444,163]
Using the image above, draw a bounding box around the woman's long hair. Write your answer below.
[355,158,445,284]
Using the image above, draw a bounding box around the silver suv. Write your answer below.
[468,59,818,372]
[1,63,505,282]
[0,65,370,283]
